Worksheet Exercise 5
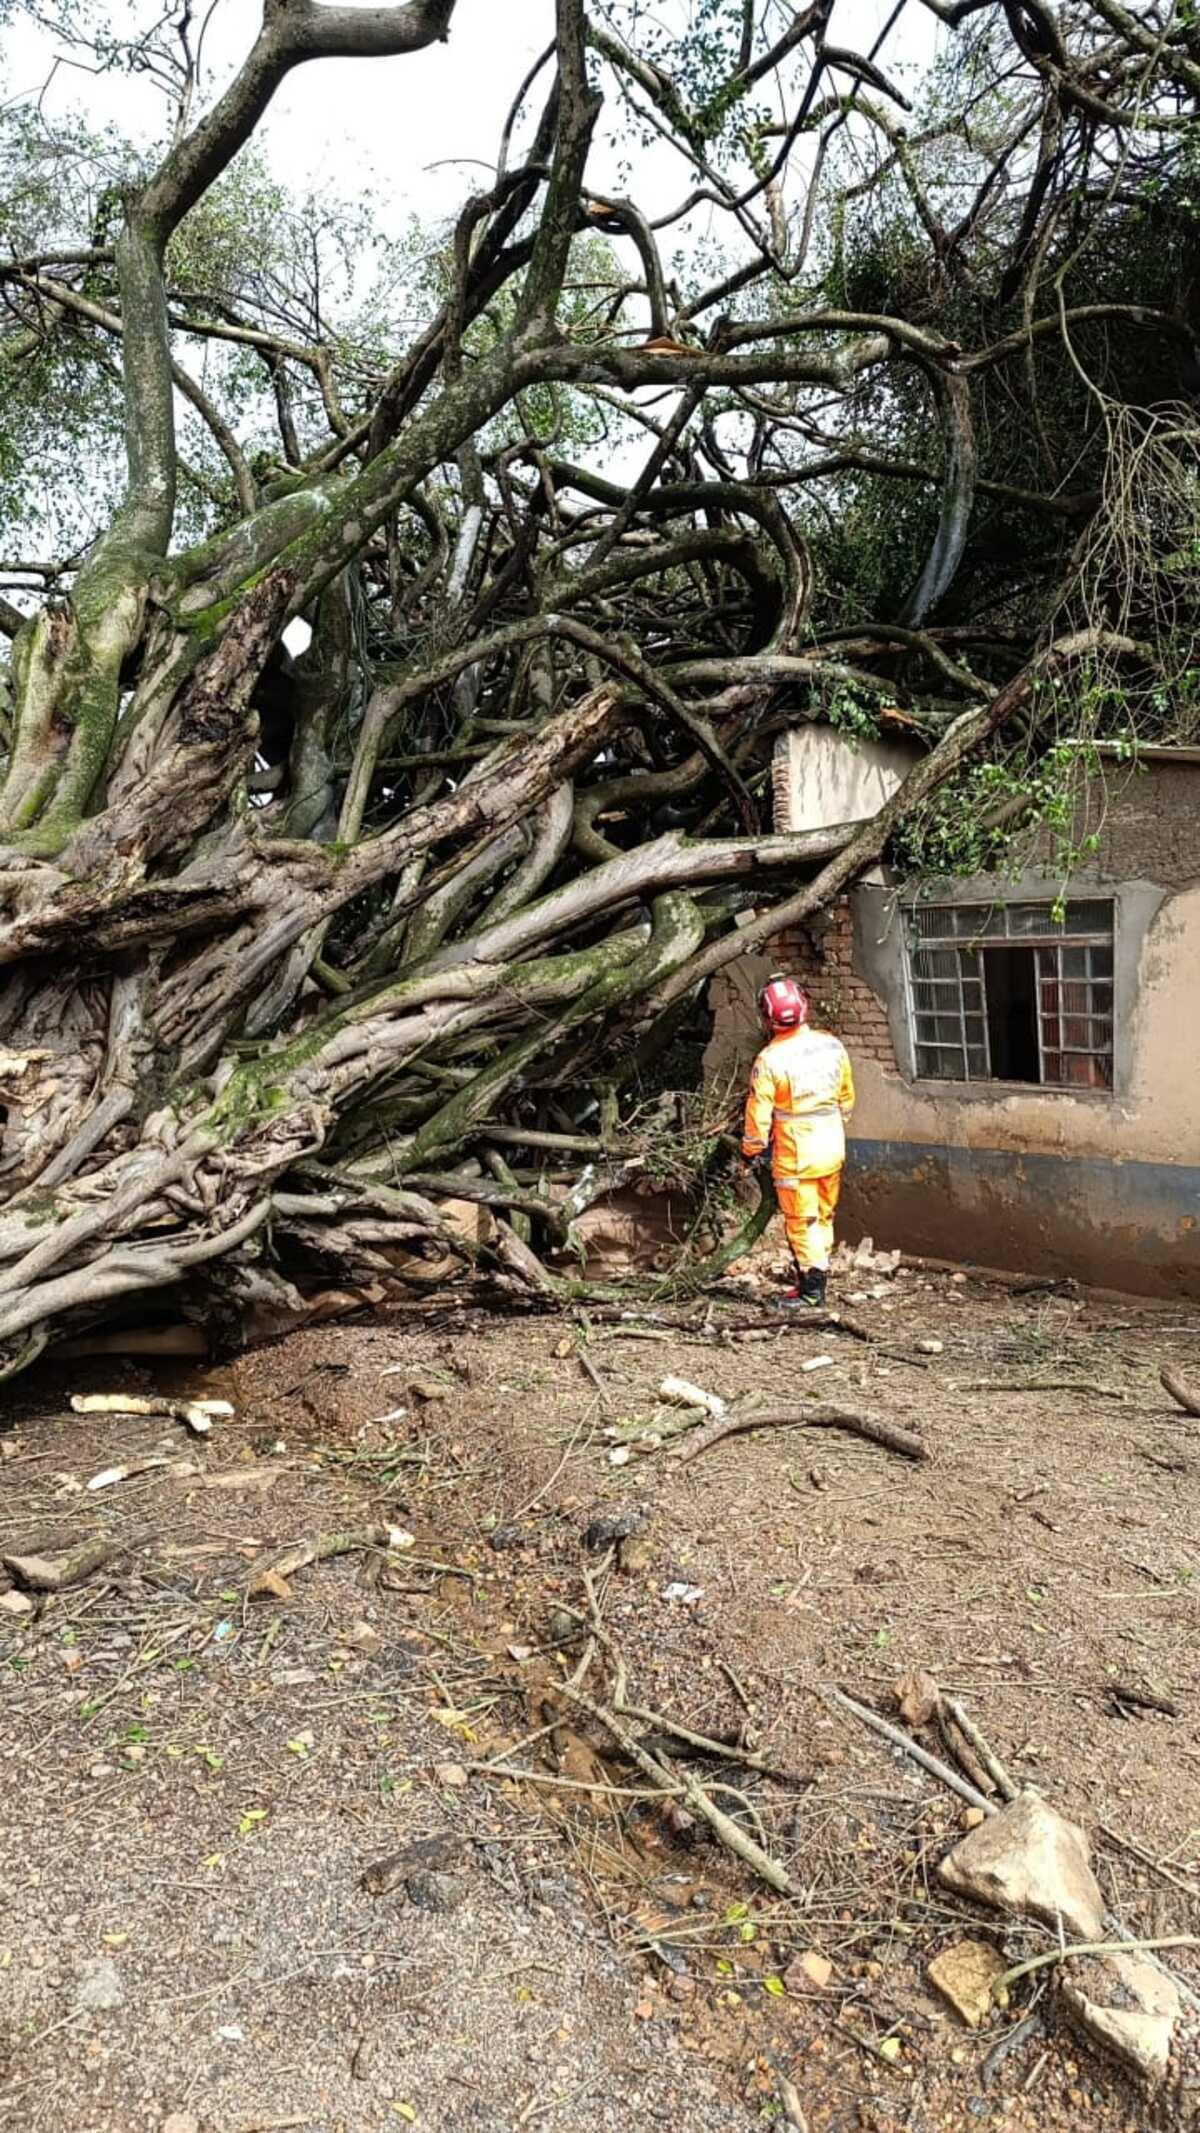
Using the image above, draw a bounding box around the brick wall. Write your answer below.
[772,897,898,1070]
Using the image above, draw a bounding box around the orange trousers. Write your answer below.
[776,1171,842,1271]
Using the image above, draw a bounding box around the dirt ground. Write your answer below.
[2,1243,1199,2133]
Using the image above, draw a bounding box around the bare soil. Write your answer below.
[2,1248,1199,2133]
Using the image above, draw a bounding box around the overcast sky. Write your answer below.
[5,0,943,244]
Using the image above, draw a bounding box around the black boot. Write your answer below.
[803,1267,827,1308]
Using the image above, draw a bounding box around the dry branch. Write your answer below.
[828,1688,994,1814]
[1160,1367,1200,1418]
[675,1401,927,1466]
[3,1533,127,1592]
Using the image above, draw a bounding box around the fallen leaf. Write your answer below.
[764,1974,786,1997]
[390,2106,417,2124]
[249,1567,294,1602]
[877,2035,903,2063]
[430,1706,475,1739]
[435,1761,468,1788]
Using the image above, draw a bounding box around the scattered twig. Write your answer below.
[560,1679,795,1895]
[982,2009,1042,2084]
[577,1352,609,1408]
[1160,1365,1200,1417]
[719,1657,753,1715]
[676,1401,926,1467]
[952,1379,1125,1400]
[828,1688,994,1813]
[998,1934,1200,1993]
[617,1698,808,1785]
[776,2073,809,2130]
[936,1705,994,1798]
[1100,1823,1200,1901]
[1106,1680,1180,1718]
[942,1696,1019,1800]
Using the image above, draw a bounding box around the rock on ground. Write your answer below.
[1062,1950,1183,2086]
[938,1790,1105,1942]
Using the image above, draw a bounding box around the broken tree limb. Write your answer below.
[942,1695,1019,1801]
[559,1678,795,1895]
[3,1533,126,1592]
[69,1392,233,1436]
[828,1688,994,1814]
[675,1400,926,1467]
[1160,1366,1200,1417]
[246,1523,409,1597]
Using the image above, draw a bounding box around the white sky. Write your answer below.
[6,0,942,247]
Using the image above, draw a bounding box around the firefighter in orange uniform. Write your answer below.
[741,974,855,1307]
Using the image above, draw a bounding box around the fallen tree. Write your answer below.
[0,0,1195,1369]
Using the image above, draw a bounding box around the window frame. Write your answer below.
[902,898,1116,1094]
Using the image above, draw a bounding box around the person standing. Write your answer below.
[741,974,855,1307]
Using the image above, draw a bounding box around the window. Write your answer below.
[905,900,1115,1089]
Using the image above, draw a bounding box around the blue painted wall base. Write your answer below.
[841,1139,1200,1297]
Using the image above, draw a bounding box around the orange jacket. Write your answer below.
[742,1026,855,1182]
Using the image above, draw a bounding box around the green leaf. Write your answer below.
[763,1975,786,1997]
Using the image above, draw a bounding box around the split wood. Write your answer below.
[942,1695,1019,1799]
[829,1688,994,1814]
[676,1400,926,1467]
[937,1705,994,1798]
[1161,1365,1200,1417]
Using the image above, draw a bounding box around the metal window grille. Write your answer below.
[905,901,1115,1088]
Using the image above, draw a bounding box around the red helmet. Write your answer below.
[760,974,809,1031]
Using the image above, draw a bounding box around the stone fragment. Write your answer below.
[895,1668,939,1728]
[927,1939,1009,2029]
[75,1957,125,2011]
[617,1531,655,1574]
[1061,1950,1182,2086]
[938,1790,1104,1941]
[785,1949,833,1992]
